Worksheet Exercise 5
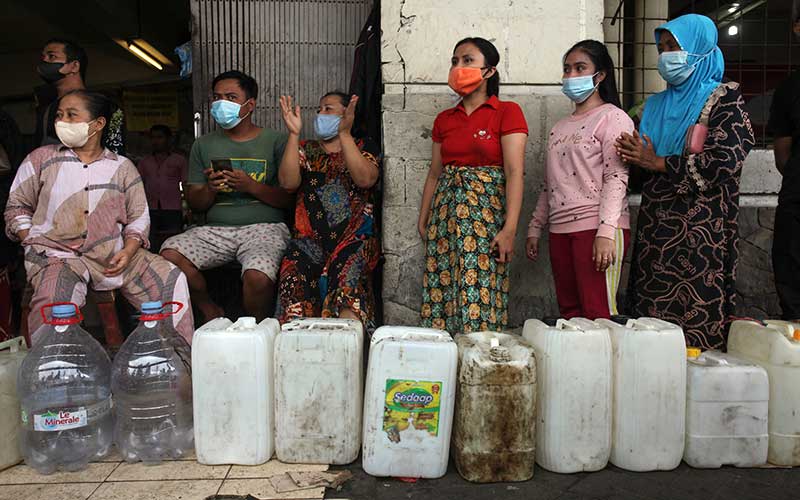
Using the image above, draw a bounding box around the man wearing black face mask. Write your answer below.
[34,38,126,155]
[34,38,87,148]
[769,3,800,321]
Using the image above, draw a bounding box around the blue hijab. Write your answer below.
[640,14,724,157]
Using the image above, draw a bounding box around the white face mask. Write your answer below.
[55,120,98,148]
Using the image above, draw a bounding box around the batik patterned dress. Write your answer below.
[277,139,381,328]
[627,84,755,350]
[421,165,509,333]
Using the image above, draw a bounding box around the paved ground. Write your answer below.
[333,460,800,500]
[1,453,797,500]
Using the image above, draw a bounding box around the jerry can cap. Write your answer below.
[686,347,701,359]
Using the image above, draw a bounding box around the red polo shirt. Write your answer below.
[432,95,528,166]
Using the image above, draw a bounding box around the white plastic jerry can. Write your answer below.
[522,318,612,473]
[275,318,363,465]
[362,326,458,479]
[453,332,536,483]
[597,317,686,472]
[684,349,768,468]
[192,317,279,465]
[0,337,26,471]
[728,320,800,466]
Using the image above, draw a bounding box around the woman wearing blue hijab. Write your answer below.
[615,14,755,350]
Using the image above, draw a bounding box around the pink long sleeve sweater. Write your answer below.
[528,103,633,241]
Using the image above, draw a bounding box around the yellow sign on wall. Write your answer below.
[123,88,179,132]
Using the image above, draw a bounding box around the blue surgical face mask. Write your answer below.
[562,73,599,103]
[657,50,711,86]
[211,99,250,129]
[314,113,341,140]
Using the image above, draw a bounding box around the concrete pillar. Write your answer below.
[633,0,668,104]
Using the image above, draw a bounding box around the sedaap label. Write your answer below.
[33,409,88,431]
[383,379,442,443]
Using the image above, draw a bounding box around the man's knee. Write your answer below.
[242,269,274,294]
[161,248,193,270]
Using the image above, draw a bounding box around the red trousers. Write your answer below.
[548,228,629,320]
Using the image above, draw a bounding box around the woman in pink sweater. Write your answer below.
[527,40,634,319]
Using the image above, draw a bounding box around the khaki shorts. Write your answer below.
[162,223,290,281]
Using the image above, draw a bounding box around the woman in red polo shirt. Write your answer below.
[417,37,528,334]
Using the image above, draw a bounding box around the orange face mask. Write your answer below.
[448,66,489,96]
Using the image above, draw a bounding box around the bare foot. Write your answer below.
[198,301,225,323]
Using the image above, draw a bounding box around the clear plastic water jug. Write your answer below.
[18,303,113,474]
[111,301,193,464]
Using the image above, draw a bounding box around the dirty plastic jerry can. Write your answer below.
[193,317,279,465]
[18,304,113,474]
[684,348,768,468]
[0,337,27,471]
[597,317,686,472]
[522,318,612,473]
[274,318,363,464]
[112,301,193,464]
[453,332,536,483]
[728,320,800,466]
[362,326,458,479]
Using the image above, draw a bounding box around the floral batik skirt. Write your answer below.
[420,165,509,334]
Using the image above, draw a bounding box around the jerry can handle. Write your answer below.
[626,318,657,331]
[394,330,448,341]
[40,302,83,325]
[0,336,26,353]
[556,319,579,331]
[305,321,348,331]
[230,317,257,330]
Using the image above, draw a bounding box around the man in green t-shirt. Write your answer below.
[162,71,292,322]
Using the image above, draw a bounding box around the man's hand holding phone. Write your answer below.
[203,168,227,192]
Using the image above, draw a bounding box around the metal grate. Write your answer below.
[191,0,374,137]
[604,0,799,147]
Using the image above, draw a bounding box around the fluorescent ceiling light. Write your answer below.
[728,3,740,13]
[130,39,173,66]
[114,38,167,71]
[127,41,163,71]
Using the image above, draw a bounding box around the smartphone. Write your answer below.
[211,159,233,172]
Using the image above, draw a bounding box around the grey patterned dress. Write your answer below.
[627,83,755,350]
